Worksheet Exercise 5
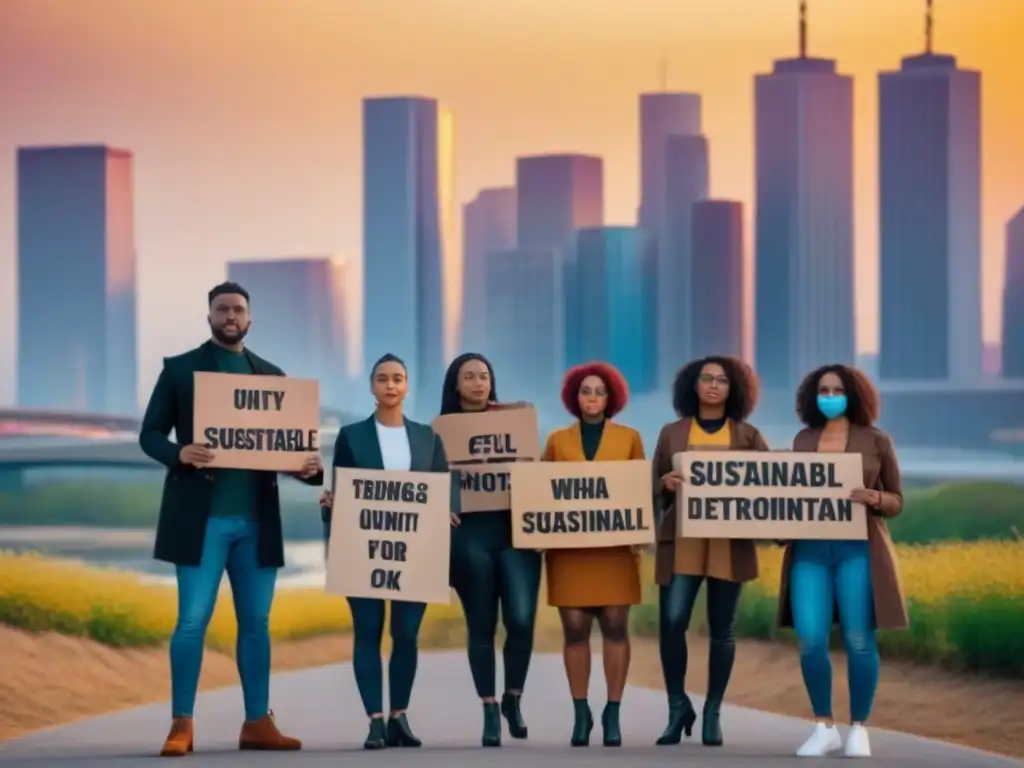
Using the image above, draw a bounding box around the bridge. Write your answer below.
[1,406,1022,482]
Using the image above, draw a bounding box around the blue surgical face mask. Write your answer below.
[817,394,848,421]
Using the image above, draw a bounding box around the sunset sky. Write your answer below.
[0,0,1021,407]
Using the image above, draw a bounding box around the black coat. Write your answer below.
[138,340,324,567]
[321,415,460,540]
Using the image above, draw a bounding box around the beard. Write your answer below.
[211,322,249,346]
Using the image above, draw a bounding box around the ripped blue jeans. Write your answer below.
[790,540,878,723]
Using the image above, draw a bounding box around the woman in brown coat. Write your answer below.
[542,362,645,748]
[651,356,769,748]
[782,364,908,759]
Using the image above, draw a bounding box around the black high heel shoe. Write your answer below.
[656,694,697,745]
[500,692,528,739]
[702,699,723,747]
[602,701,622,747]
[363,717,386,750]
[482,702,501,747]
[570,699,594,747]
[385,714,421,748]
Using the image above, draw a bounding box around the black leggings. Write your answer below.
[450,513,542,698]
[658,574,742,702]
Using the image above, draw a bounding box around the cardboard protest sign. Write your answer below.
[193,372,320,472]
[325,468,452,604]
[675,450,867,540]
[431,405,541,513]
[509,459,654,549]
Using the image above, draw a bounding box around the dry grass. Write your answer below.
[0,626,353,742]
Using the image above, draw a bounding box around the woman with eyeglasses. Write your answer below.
[651,356,769,748]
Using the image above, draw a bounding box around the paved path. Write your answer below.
[1,652,1020,766]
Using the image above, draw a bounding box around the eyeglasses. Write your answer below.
[699,374,729,386]
[580,387,608,397]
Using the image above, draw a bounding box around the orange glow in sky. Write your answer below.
[0,0,1021,405]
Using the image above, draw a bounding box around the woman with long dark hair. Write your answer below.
[782,364,907,758]
[652,355,769,748]
[542,362,645,748]
[319,353,457,750]
[441,352,541,748]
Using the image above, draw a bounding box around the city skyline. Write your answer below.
[0,0,1021,408]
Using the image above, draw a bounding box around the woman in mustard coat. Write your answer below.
[542,361,645,748]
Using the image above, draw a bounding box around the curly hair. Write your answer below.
[439,352,499,415]
[672,355,760,421]
[795,363,880,428]
[560,361,630,420]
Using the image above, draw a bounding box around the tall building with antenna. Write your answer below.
[878,0,982,383]
[638,69,705,386]
[754,1,855,397]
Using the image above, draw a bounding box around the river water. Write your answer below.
[0,526,328,589]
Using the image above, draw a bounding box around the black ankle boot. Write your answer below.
[482,702,501,747]
[385,714,421,748]
[570,699,594,747]
[363,717,386,750]
[656,693,697,745]
[601,701,622,747]
[500,692,528,739]
[702,700,723,747]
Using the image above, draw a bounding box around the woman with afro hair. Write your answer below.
[541,361,645,748]
[438,353,541,748]
[651,355,769,749]
[781,364,907,759]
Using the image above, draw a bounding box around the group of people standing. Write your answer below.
[141,282,906,759]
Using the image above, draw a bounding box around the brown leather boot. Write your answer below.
[239,711,302,751]
[159,717,194,757]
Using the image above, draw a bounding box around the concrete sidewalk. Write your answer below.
[1,652,1020,766]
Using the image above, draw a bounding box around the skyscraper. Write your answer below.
[227,258,347,406]
[484,248,563,401]
[660,134,710,379]
[690,200,745,360]
[17,145,137,415]
[516,154,603,251]
[638,92,703,387]
[638,92,702,236]
[363,96,457,414]
[754,2,855,393]
[878,2,982,382]
[1003,206,1024,378]
[515,154,604,372]
[571,227,657,393]
[461,187,516,352]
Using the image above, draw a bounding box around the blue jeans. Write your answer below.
[170,516,278,721]
[790,540,878,723]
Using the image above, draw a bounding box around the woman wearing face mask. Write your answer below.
[651,356,769,748]
[542,362,644,748]
[782,364,907,759]
[440,352,541,748]
[318,353,458,751]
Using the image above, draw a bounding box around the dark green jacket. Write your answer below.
[321,415,460,540]
[138,340,324,567]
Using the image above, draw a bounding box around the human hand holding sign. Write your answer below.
[660,469,686,492]
[294,453,323,479]
[319,489,333,508]
[179,444,214,467]
[849,487,882,508]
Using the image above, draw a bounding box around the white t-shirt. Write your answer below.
[375,420,412,471]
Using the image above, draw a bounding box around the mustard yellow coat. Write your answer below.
[541,421,645,608]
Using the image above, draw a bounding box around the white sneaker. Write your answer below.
[796,722,842,757]
[844,724,872,757]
